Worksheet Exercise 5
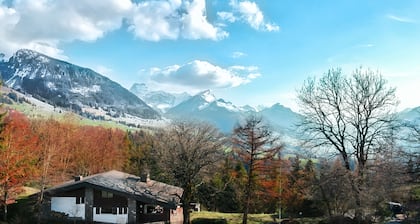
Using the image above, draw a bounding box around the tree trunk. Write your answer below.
[242,154,254,224]
[242,180,251,224]
[354,168,366,223]
[183,203,190,224]
[182,184,192,224]
[4,204,7,222]
[318,185,333,217]
[3,191,7,221]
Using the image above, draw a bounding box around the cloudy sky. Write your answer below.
[1,0,420,112]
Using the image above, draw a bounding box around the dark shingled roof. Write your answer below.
[46,170,183,209]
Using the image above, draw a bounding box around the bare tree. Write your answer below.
[297,68,398,220]
[232,115,283,224]
[314,158,353,217]
[153,121,225,224]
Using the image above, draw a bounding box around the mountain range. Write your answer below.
[129,83,191,114]
[1,49,420,138]
[0,49,159,120]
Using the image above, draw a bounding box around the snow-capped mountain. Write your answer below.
[165,90,245,132]
[0,49,304,134]
[164,89,304,135]
[0,49,160,119]
[130,83,191,113]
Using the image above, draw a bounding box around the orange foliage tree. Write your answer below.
[0,110,39,220]
[70,125,127,176]
[32,117,128,182]
[232,115,283,224]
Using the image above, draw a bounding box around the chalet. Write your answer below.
[43,170,183,224]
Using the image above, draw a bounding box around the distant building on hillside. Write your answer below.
[41,170,183,224]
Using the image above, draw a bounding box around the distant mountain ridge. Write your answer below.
[2,48,420,156]
[130,83,191,113]
[165,90,302,133]
[0,49,160,119]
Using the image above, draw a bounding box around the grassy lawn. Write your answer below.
[190,211,323,224]
[191,211,277,224]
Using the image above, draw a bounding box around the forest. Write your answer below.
[0,69,420,224]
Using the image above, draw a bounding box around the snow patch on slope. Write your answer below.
[71,85,101,96]
[215,100,241,112]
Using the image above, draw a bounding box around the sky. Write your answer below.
[1,0,420,112]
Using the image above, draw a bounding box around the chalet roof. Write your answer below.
[46,170,183,209]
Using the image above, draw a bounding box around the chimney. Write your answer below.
[74,175,83,181]
[140,173,150,183]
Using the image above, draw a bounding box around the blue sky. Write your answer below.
[1,0,420,112]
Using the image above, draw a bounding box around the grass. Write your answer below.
[191,211,277,224]
[6,101,137,130]
[190,211,323,224]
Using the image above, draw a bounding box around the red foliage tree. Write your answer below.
[0,110,39,220]
[232,115,283,224]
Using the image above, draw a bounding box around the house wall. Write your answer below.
[93,189,128,207]
[92,189,130,223]
[170,206,184,224]
[93,207,128,224]
[51,197,85,219]
[49,186,179,224]
[137,202,177,224]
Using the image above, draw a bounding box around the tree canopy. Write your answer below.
[297,67,399,220]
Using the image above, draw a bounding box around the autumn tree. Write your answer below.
[283,156,318,217]
[196,155,242,212]
[124,130,160,178]
[153,121,225,224]
[253,158,282,214]
[67,125,127,176]
[0,110,39,221]
[31,118,67,222]
[297,68,398,220]
[232,115,283,224]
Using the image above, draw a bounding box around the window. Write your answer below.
[76,197,85,204]
[101,207,113,214]
[101,191,113,198]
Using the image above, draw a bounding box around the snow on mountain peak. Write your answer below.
[215,99,241,112]
[198,89,216,103]
[14,49,50,63]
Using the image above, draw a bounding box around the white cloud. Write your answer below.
[0,0,132,58]
[0,0,226,58]
[217,11,236,23]
[181,0,228,40]
[129,0,228,41]
[232,51,247,58]
[141,60,260,92]
[386,14,417,23]
[128,0,180,41]
[219,0,279,32]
